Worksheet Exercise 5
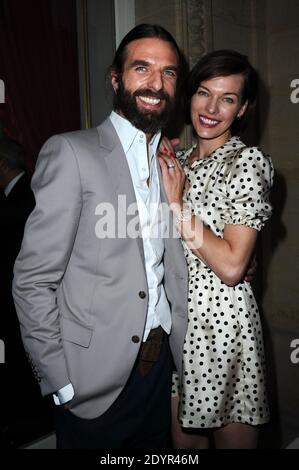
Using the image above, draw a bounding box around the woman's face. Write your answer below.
[191,74,248,146]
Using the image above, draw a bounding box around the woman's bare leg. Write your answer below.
[171,396,209,449]
[213,423,258,449]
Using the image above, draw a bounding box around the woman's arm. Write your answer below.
[158,148,269,287]
[173,204,258,286]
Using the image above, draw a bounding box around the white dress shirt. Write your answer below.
[110,111,171,340]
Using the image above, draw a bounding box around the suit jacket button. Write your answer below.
[131,335,140,343]
[139,291,146,299]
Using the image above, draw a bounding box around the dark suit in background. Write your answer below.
[0,136,52,448]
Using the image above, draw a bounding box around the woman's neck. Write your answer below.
[195,131,232,160]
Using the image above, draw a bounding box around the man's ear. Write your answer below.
[111,71,119,93]
[237,100,248,119]
[0,158,9,177]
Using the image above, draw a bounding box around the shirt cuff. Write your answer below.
[53,383,74,405]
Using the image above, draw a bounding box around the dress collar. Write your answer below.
[188,136,245,169]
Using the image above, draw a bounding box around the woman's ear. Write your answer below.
[237,100,248,119]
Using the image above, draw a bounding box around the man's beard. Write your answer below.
[113,78,175,135]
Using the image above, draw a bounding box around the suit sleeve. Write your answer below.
[12,135,82,396]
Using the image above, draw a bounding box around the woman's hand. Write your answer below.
[159,136,180,157]
[158,137,185,207]
[244,255,257,282]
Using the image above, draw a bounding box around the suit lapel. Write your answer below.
[157,160,175,231]
[97,119,145,265]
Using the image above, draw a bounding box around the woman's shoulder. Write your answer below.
[235,144,271,159]
[226,144,274,189]
[230,145,274,172]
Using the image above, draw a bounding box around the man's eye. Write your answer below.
[164,70,176,78]
[135,66,147,72]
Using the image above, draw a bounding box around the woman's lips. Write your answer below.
[199,115,220,127]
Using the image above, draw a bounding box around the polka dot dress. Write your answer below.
[172,136,274,428]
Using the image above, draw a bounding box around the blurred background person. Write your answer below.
[0,133,52,448]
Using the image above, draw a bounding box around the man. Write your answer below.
[0,136,35,366]
[0,136,35,271]
[12,24,188,449]
[0,135,47,447]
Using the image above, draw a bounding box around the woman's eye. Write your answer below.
[197,90,208,96]
[223,97,234,104]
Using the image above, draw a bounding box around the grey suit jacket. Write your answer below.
[12,118,188,419]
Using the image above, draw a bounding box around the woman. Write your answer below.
[158,50,274,449]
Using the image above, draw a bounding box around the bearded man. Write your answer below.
[12,24,188,449]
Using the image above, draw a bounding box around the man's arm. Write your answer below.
[12,134,82,396]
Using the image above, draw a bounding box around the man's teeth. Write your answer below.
[139,96,161,105]
[200,116,219,125]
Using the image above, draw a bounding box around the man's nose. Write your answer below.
[147,70,163,91]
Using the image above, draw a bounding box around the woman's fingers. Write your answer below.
[159,136,176,157]
[158,155,172,180]
[159,153,177,171]
[170,138,180,148]
[158,153,185,183]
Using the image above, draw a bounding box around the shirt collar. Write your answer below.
[109,111,161,157]
[4,171,25,197]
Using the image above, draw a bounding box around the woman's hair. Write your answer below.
[187,49,259,132]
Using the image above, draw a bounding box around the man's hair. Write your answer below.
[109,23,186,89]
[0,135,26,171]
[107,23,188,93]
[187,49,258,132]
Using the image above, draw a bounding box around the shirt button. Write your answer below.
[139,291,146,299]
[131,335,140,343]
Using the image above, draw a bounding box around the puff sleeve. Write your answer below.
[221,147,274,231]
